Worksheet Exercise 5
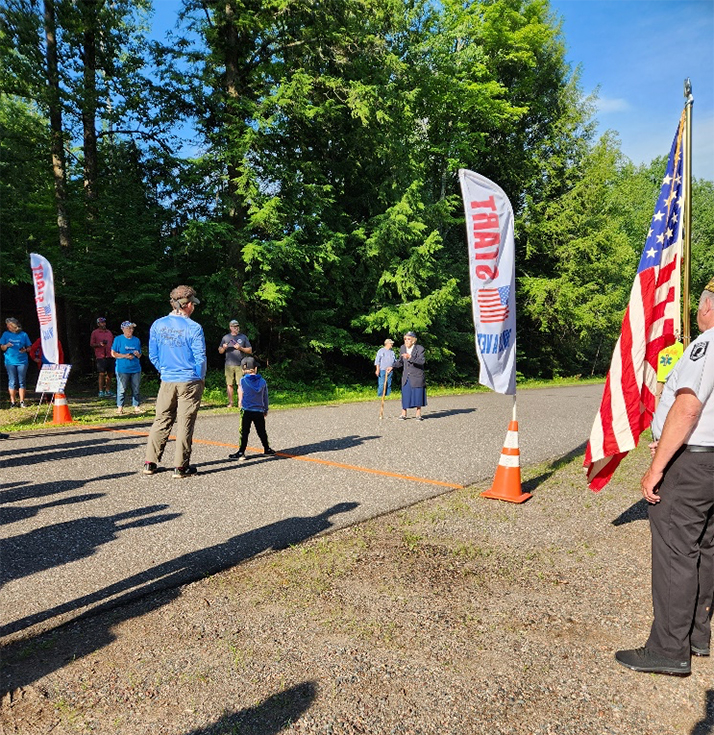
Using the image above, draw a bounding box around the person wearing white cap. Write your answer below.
[111,321,143,414]
[374,338,396,398]
[616,278,714,676]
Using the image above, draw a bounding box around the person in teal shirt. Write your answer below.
[111,321,142,414]
[0,317,32,408]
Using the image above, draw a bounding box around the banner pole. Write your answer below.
[682,78,694,348]
[512,393,517,423]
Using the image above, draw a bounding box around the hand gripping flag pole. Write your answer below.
[459,170,529,503]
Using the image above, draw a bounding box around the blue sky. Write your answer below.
[150,0,714,180]
[551,0,714,180]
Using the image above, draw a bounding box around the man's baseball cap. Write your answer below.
[241,356,258,370]
[404,331,417,338]
[96,317,106,323]
[121,321,136,329]
[170,285,200,307]
[229,320,240,326]
[384,338,394,344]
[705,276,714,293]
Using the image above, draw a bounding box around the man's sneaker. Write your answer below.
[143,462,158,475]
[105,390,115,397]
[98,391,105,398]
[19,401,26,408]
[173,465,198,479]
[9,403,16,409]
[228,451,245,460]
[615,646,690,675]
[691,644,710,657]
[264,448,277,455]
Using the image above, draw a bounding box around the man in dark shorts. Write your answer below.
[90,317,114,397]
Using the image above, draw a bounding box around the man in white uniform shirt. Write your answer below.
[616,279,714,676]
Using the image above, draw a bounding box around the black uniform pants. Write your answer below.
[238,409,269,453]
[647,448,714,659]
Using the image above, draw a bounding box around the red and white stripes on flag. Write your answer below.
[459,169,517,395]
[584,113,685,490]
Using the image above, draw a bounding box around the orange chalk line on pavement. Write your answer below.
[88,425,464,490]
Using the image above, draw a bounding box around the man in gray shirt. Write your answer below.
[219,320,252,408]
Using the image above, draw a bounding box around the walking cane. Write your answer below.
[378,370,389,420]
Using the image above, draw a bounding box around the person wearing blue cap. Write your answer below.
[111,321,143,414]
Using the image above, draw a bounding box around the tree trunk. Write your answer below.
[43,0,71,251]
[81,0,99,227]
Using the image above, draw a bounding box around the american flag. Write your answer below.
[37,304,53,326]
[478,286,510,323]
[583,113,685,491]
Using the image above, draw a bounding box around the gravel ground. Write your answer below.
[1,442,712,735]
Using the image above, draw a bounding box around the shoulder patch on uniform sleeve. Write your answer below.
[690,342,709,361]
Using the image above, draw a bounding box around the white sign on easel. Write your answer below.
[35,364,72,394]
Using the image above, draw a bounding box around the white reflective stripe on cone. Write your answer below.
[498,453,520,468]
[503,431,519,449]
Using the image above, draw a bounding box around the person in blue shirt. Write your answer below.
[374,338,396,397]
[228,356,276,461]
[1,317,32,408]
[111,321,143,415]
[143,285,207,479]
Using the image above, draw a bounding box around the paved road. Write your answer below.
[0,384,603,641]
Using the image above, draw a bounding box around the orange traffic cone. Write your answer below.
[481,420,531,504]
[52,393,73,424]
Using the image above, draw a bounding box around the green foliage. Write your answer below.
[2,0,712,385]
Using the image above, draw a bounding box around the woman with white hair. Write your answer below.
[392,331,427,420]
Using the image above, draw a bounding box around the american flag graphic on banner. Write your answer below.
[583,112,685,491]
[478,286,510,323]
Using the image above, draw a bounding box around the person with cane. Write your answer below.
[374,338,396,419]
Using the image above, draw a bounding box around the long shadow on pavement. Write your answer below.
[0,436,137,459]
[181,682,317,735]
[0,501,359,693]
[0,472,135,504]
[0,492,105,525]
[272,435,380,456]
[0,506,181,586]
[420,407,477,420]
[0,439,143,469]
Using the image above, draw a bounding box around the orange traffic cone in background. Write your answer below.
[481,420,531,504]
[52,393,73,424]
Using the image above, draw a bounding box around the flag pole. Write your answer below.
[682,78,694,348]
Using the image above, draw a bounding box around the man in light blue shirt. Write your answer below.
[143,285,207,479]
[374,338,396,397]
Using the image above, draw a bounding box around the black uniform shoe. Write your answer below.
[228,451,245,460]
[691,644,710,657]
[173,465,198,479]
[143,462,158,475]
[264,448,277,455]
[615,646,690,675]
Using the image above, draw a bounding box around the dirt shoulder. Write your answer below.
[1,444,711,735]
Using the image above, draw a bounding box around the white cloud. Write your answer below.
[596,96,631,115]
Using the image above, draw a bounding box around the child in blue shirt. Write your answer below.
[228,357,276,461]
